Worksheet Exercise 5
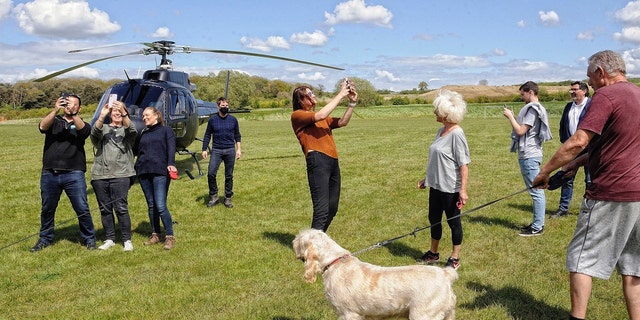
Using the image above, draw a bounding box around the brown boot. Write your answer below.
[163,235,175,250]
[144,233,160,246]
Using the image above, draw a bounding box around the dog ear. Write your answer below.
[303,243,319,283]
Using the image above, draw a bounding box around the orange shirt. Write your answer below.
[291,110,340,159]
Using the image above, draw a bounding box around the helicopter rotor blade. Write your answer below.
[33,51,143,82]
[68,42,141,54]
[186,47,344,71]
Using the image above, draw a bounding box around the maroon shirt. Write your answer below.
[578,81,640,201]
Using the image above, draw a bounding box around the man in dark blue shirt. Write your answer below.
[201,97,242,208]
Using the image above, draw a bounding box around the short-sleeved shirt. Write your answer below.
[516,104,543,159]
[426,127,471,193]
[291,110,340,159]
[578,81,640,201]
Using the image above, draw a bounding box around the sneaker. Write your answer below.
[30,240,50,252]
[520,224,532,231]
[445,257,460,269]
[224,197,234,208]
[143,233,161,246]
[98,240,116,250]
[207,195,220,207]
[550,209,568,219]
[86,241,97,250]
[519,226,544,237]
[416,250,440,264]
[123,240,134,252]
[163,236,175,250]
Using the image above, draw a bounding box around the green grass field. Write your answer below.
[0,103,628,319]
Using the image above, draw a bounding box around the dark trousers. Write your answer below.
[306,151,341,232]
[39,170,95,244]
[207,147,236,198]
[91,177,132,242]
[428,188,463,245]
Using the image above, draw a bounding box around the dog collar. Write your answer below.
[323,254,350,273]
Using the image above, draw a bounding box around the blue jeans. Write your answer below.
[518,157,545,231]
[306,151,341,232]
[39,170,95,244]
[559,166,591,212]
[138,174,174,236]
[207,147,236,198]
[91,178,132,241]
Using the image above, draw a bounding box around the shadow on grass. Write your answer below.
[272,317,319,320]
[460,281,567,319]
[467,215,524,230]
[384,241,423,259]
[263,231,295,249]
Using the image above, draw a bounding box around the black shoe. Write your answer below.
[520,224,532,231]
[30,240,50,252]
[86,241,97,250]
[207,195,220,207]
[519,226,544,237]
[550,209,568,219]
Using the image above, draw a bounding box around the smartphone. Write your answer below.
[60,92,69,106]
[108,94,117,108]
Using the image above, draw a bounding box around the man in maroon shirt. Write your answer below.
[533,50,640,320]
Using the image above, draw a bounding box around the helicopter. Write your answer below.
[34,40,344,178]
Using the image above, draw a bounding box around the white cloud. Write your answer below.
[614,26,640,43]
[151,27,174,39]
[517,20,526,28]
[614,1,640,44]
[0,0,12,21]
[290,30,328,46]
[577,31,594,41]
[12,0,120,39]
[538,10,560,26]
[240,36,290,52]
[375,70,399,82]
[324,0,393,28]
[493,48,506,56]
[615,0,640,25]
[298,72,326,81]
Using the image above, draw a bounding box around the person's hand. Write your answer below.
[100,104,111,117]
[417,179,426,189]
[533,173,550,189]
[458,191,468,206]
[55,97,67,112]
[201,151,208,159]
[235,149,242,160]
[502,107,514,119]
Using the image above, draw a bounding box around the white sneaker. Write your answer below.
[123,240,133,252]
[98,240,116,250]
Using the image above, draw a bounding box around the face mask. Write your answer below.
[219,107,229,115]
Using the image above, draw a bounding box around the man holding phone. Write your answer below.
[30,93,97,252]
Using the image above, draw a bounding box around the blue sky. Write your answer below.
[1,0,639,91]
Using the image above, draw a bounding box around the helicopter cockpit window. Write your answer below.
[93,84,165,123]
[169,91,187,119]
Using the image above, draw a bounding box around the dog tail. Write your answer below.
[442,266,459,283]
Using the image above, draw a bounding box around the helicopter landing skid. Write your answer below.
[178,149,204,180]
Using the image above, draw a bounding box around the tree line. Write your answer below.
[0,71,382,114]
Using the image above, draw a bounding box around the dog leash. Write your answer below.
[350,171,568,257]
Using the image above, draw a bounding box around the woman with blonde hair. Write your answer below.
[416,89,470,269]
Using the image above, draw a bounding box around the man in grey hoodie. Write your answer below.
[503,81,552,236]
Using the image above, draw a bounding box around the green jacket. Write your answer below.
[90,123,137,180]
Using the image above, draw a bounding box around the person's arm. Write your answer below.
[458,164,469,206]
[337,91,358,127]
[503,108,530,136]
[314,81,351,121]
[534,129,593,188]
[39,98,65,131]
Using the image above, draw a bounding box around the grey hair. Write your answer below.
[433,89,467,124]
[588,50,626,76]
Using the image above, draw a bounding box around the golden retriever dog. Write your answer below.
[293,229,458,320]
